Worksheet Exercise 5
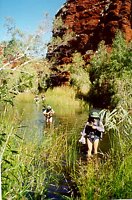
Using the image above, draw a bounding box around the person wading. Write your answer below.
[80,111,104,160]
[43,105,55,125]
[41,94,46,107]
[34,95,39,104]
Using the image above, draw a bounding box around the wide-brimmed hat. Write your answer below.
[47,105,51,110]
[90,111,100,118]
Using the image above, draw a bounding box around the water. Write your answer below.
[14,100,84,138]
[12,98,110,199]
[13,99,110,154]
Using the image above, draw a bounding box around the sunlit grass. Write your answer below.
[1,87,132,199]
[15,92,34,103]
[44,86,81,115]
[70,106,132,199]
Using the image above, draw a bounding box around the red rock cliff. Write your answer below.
[46,0,132,85]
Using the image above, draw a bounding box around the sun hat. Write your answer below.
[47,105,51,110]
[90,111,100,118]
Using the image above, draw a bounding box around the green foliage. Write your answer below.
[50,36,63,47]
[3,16,47,58]
[3,39,23,62]
[89,31,132,108]
[72,106,132,200]
[0,66,38,107]
[53,16,64,32]
[62,31,76,44]
[110,31,132,74]
[44,86,81,115]
[0,113,47,199]
[35,59,51,92]
[68,52,91,96]
[0,92,82,199]
[104,106,132,151]
[1,87,132,199]
[0,70,14,106]
[49,31,76,53]
[0,17,51,107]
[111,72,132,110]
[97,106,132,199]
[0,15,131,200]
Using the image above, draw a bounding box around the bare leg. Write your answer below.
[93,139,99,155]
[87,138,93,158]
[46,117,53,128]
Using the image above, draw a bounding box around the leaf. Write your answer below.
[3,159,12,165]
[1,133,6,136]
[11,150,19,154]
[14,134,23,140]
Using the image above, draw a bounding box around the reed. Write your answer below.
[1,88,131,199]
[1,88,81,199]
[44,86,81,115]
[70,106,132,199]
[15,92,34,103]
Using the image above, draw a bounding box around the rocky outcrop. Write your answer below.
[46,0,132,85]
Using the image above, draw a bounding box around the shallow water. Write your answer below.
[12,98,110,199]
[13,99,110,155]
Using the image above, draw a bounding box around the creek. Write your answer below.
[12,96,110,199]
[14,99,109,154]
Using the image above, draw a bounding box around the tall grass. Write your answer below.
[1,86,82,199]
[44,86,83,115]
[1,86,131,199]
[89,31,132,108]
[14,92,34,103]
[70,106,132,199]
[1,116,80,199]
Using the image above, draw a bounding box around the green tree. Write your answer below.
[0,16,51,106]
[68,52,91,96]
[89,31,132,109]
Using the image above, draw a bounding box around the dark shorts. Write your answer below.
[85,133,100,142]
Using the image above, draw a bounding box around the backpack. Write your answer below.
[85,124,93,135]
[85,119,101,138]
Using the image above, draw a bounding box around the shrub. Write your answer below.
[69,52,91,96]
[89,31,132,109]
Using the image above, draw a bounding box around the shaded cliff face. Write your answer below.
[46,0,132,85]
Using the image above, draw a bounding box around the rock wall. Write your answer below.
[46,0,132,85]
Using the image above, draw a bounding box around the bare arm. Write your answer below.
[81,122,90,136]
[92,121,104,132]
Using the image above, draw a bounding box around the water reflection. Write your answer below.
[11,99,111,198]
[14,100,110,155]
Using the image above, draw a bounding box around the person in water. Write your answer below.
[43,105,55,124]
[80,111,104,159]
[41,94,46,104]
[34,95,39,104]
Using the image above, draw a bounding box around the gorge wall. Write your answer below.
[46,0,132,85]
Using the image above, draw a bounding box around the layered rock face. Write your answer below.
[46,0,132,85]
